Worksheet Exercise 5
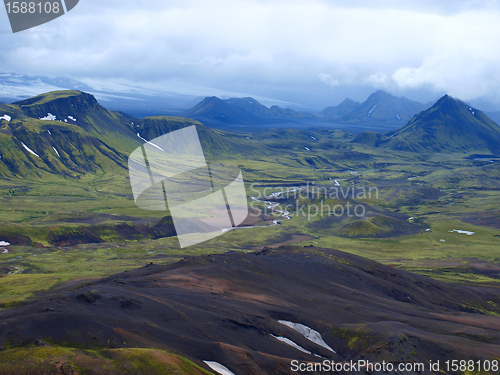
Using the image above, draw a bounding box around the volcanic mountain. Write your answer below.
[225,97,315,119]
[353,94,500,153]
[325,90,426,124]
[1,246,499,374]
[12,91,140,153]
[0,91,142,178]
[181,96,267,127]
[181,96,316,128]
[322,98,360,118]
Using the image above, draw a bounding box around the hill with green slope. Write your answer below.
[0,118,128,178]
[13,90,140,153]
[0,91,145,178]
[359,95,500,153]
[134,116,258,157]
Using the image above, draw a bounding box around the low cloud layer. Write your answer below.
[1,0,500,108]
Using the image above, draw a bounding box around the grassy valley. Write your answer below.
[1,90,500,374]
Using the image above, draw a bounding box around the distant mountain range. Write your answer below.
[2,89,499,180]
[180,96,316,128]
[352,94,500,153]
[322,90,427,124]
[180,90,432,128]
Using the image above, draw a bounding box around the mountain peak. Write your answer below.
[199,96,224,104]
[14,90,96,108]
[372,89,391,96]
[331,90,425,123]
[375,94,500,153]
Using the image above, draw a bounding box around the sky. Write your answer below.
[2,0,500,110]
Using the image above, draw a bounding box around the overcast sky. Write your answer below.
[2,0,500,109]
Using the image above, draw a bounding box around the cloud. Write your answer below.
[1,0,500,107]
[319,73,340,87]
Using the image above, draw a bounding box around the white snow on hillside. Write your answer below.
[449,229,475,235]
[40,113,56,121]
[68,116,76,121]
[278,320,336,353]
[203,361,235,375]
[271,334,312,355]
[52,147,60,157]
[21,142,40,157]
[0,114,11,121]
[368,104,377,115]
[137,133,165,151]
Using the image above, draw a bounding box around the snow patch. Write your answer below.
[440,239,446,242]
[246,136,251,139]
[203,361,235,375]
[278,320,336,353]
[396,114,401,120]
[0,114,11,122]
[368,104,377,115]
[0,241,10,246]
[310,135,317,140]
[449,229,475,236]
[137,133,165,151]
[47,130,51,135]
[304,147,310,151]
[271,334,312,355]
[40,113,56,121]
[52,147,60,157]
[1,249,8,254]
[21,142,40,157]
[332,180,340,186]
[68,116,76,121]
[64,119,68,122]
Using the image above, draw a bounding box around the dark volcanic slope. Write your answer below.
[1,247,500,374]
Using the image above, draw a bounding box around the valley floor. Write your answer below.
[0,127,500,373]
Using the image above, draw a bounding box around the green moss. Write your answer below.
[0,346,214,375]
